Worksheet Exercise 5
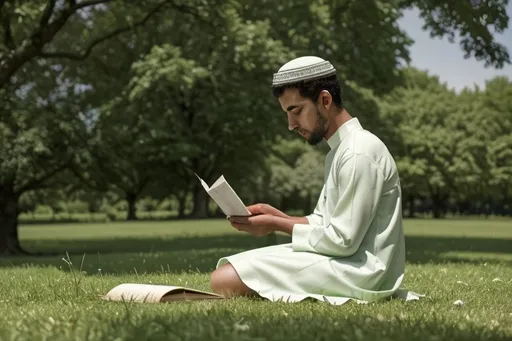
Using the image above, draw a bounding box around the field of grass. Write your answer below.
[0,218,511,340]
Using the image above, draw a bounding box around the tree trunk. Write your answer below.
[0,186,27,255]
[432,194,446,219]
[407,195,416,218]
[177,193,187,218]
[191,184,209,218]
[126,192,137,221]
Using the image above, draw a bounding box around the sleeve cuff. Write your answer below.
[291,223,316,252]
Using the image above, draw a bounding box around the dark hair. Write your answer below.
[271,74,343,108]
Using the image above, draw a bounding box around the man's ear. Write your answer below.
[318,90,332,110]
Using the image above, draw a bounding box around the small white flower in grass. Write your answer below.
[454,300,464,306]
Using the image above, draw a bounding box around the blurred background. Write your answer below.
[0,0,511,254]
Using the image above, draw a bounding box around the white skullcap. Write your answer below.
[272,56,336,87]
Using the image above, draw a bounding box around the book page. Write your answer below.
[196,173,210,191]
[103,283,224,303]
[211,175,226,189]
[209,181,251,216]
[104,283,184,303]
[195,174,251,217]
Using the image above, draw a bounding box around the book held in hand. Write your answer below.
[102,283,225,303]
[195,174,251,217]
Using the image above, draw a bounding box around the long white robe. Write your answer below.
[216,118,421,304]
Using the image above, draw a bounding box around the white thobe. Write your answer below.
[217,118,420,304]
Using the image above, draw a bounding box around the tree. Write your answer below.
[239,0,510,94]
[0,0,215,254]
[400,0,510,68]
[123,5,292,217]
[0,0,206,88]
[380,68,461,218]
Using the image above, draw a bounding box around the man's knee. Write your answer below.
[210,263,254,298]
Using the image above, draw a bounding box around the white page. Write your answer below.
[104,283,184,302]
[211,175,226,189]
[195,174,251,216]
[103,283,222,303]
[196,173,211,191]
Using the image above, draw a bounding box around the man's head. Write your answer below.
[271,57,343,145]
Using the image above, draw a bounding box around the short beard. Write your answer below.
[307,108,328,146]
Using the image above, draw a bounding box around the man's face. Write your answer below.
[278,88,328,145]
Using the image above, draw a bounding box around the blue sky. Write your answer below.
[398,3,512,92]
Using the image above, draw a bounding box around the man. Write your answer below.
[210,56,414,305]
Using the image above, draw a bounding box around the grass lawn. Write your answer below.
[0,218,511,340]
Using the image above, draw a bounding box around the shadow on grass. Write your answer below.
[0,234,510,275]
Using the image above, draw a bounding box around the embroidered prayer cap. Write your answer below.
[272,56,336,87]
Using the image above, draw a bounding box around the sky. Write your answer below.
[397,3,512,92]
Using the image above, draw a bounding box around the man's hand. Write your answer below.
[229,214,280,236]
[245,203,289,219]
[228,203,298,236]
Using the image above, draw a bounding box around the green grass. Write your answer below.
[0,219,511,340]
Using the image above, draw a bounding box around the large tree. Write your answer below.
[0,0,214,254]
[121,5,292,218]
[380,68,512,218]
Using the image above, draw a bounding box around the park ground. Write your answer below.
[0,218,511,340]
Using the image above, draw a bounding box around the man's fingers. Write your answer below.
[229,216,251,224]
[247,203,265,215]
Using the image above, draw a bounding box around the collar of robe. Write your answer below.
[326,118,363,150]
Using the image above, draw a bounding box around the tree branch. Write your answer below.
[136,176,151,196]
[1,12,15,50]
[39,0,57,29]
[71,0,112,11]
[16,163,70,194]
[0,0,114,87]
[40,0,173,61]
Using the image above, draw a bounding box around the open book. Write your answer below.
[102,283,225,303]
[196,174,251,217]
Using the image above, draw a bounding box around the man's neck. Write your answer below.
[324,108,353,140]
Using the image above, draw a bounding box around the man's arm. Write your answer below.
[278,153,385,257]
[288,216,309,225]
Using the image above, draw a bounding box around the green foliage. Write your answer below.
[380,68,512,217]
[400,0,511,68]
